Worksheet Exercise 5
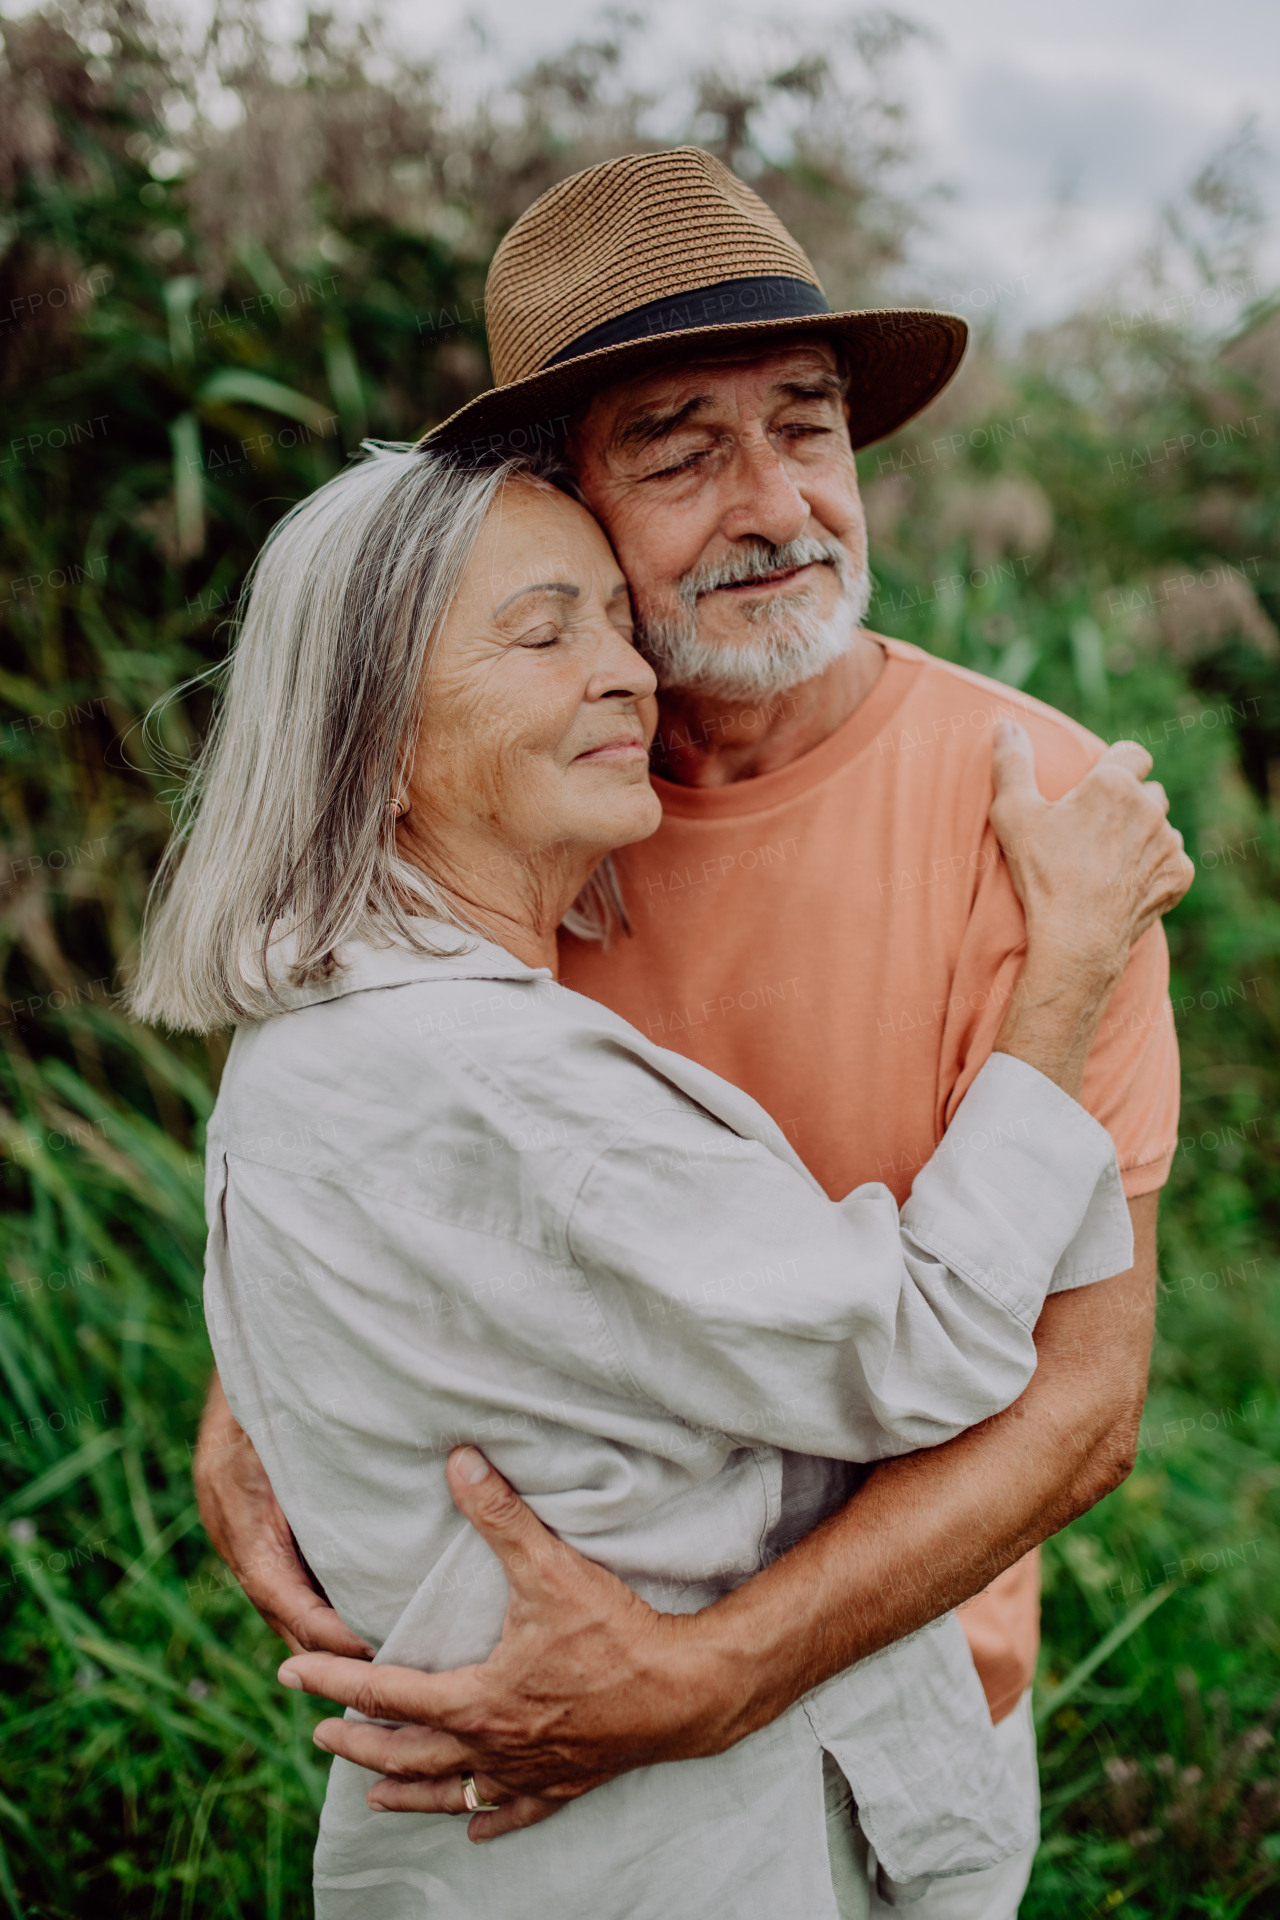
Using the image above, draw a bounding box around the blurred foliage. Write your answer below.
[0,2,1277,1915]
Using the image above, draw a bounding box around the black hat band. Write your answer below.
[545,275,832,368]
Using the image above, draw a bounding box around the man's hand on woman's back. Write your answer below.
[279,1445,695,1840]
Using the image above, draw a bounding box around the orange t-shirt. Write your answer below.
[559,637,1180,1721]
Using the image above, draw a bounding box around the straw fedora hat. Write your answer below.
[423,146,967,458]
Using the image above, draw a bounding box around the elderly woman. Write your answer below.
[131,446,1187,1920]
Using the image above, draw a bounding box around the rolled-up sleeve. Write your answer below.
[566,1052,1132,1460]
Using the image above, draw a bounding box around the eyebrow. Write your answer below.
[777,369,849,403]
[613,367,848,456]
[614,396,713,454]
[493,581,581,616]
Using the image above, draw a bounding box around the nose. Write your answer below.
[585,622,658,704]
[719,430,810,548]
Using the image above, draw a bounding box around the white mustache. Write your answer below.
[678,537,851,606]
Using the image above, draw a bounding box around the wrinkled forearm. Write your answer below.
[671,1194,1157,1756]
[193,1369,242,1544]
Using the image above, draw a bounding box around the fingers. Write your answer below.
[445,1449,574,1594]
[280,1594,374,1660]
[465,1794,566,1843]
[231,1543,373,1658]
[1142,846,1196,927]
[366,1775,469,1814]
[329,1720,565,1845]
[1121,840,1196,945]
[193,1378,378,1655]
[1098,739,1154,781]
[366,1770,509,1815]
[278,1651,482,1729]
[989,722,1049,859]
[364,1777,567,1841]
[313,1717,473,1778]
[278,1456,587,1712]
[990,719,1042,807]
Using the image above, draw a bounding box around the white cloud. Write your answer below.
[959,66,1198,207]
[83,0,1280,324]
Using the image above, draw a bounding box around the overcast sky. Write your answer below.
[399,0,1280,326]
[11,0,1275,325]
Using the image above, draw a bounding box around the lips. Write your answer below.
[704,560,829,597]
[574,736,648,762]
[718,565,807,592]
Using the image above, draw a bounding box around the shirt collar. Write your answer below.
[261,921,552,1012]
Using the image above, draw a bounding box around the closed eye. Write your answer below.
[645,447,715,481]
[644,422,831,479]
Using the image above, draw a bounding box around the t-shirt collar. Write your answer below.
[652,636,923,820]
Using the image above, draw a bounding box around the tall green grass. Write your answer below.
[1,4,1278,1913]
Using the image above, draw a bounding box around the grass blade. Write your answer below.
[1034,1584,1177,1728]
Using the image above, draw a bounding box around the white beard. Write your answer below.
[636,536,872,704]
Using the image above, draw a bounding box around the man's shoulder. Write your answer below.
[873,635,1105,797]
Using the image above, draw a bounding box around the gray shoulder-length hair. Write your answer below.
[128,443,626,1034]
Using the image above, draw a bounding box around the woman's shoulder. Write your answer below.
[209,935,805,1204]
[205,937,693,1176]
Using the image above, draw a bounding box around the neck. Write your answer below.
[651,634,886,788]
[396,829,593,979]
[464,904,562,976]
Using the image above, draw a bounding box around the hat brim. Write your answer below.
[419,307,967,459]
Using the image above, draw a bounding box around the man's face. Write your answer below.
[569,341,870,701]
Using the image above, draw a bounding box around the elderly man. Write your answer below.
[196,149,1178,1917]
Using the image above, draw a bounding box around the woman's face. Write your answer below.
[401,479,661,914]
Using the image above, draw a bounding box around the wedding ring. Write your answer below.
[461,1772,501,1812]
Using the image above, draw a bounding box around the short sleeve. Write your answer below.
[1080,923,1179,1195]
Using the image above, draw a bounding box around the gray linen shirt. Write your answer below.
[204,927,1133,1920]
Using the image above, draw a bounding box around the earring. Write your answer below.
[388,796,408,821]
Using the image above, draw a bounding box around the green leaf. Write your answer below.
[196,370,336,429]
[0,1428,126,1521]
[322,321,367,441]
[170,413,204,559]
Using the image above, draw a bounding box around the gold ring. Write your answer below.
[461,1773,501,1813]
